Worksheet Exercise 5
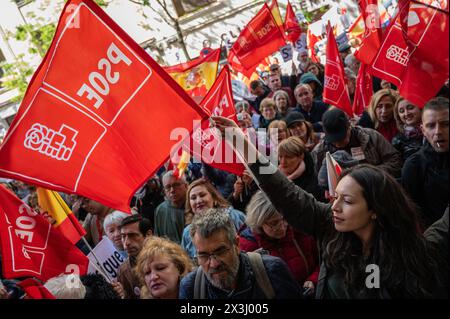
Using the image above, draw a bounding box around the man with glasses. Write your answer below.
[154,171,188,244]
[179,209,302,299]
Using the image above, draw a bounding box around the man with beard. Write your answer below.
[179,209,302,299]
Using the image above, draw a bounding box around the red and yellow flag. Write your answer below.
[37,187,86,245]
[347,14,365,45]
[164,49,220,103]
[228,3,286,78]
[269,0,285,34]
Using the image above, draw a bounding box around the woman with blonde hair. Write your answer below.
[181,178,246,258]
[392,96,424,160]
[368,89,399,142]
[136,236,193,299]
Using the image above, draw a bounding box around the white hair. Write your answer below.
[344,54,357,67]
[103,210,129,230]
[44,274,86,299]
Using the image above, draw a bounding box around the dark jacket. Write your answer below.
[312,126,403,178]
[227,181,259,213]
[248,86,271,113]
[402,142,449,227]
[291,151,325,202]
[202,164,237,199]
[293,101,329,132]
[248,159,445,298]
[179,252,302,299]
[391,132,423,161]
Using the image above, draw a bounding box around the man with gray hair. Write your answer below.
[154,170,188,244]
[293,84,329,132]
[179,208,302,299]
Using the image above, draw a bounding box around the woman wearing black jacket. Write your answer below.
[212,116,448,299]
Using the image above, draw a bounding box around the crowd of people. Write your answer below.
[0,37,449,300]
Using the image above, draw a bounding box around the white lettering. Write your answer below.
[78,43,132,109]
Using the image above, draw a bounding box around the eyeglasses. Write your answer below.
[264,218,287,231]
[196,246,231,265]
[164,182,183,191]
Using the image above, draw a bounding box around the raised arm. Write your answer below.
[211,116,332,239]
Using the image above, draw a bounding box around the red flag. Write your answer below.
[354,0,383,65]
[353,63,373,116]
[323,23,353,117]
[0,0,208,212]
[284,1,302,44]
[228,3,286,78]
[17,278,56,299]
[176,65,245,176]
[164,49,220,103]
[369,1,449,107]
[0,184,89,282]
[307,24,321,63]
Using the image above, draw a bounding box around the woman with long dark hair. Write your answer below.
[211,116,448,298]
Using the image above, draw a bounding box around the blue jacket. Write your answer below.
[179,252,302,299]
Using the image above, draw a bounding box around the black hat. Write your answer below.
[322,108,349,143]
[284,111,305,128]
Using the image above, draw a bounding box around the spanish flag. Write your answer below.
[164,49,220,103]
[347,14,365,45]
[37,188,86,244]
[269,0,285,35]
[173,150,191,179]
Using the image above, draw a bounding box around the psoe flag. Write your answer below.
[36,187,87,245]
[164,49,220,103]
[0,0,208,212]
[0,184,89,282]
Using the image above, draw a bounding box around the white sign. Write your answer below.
[87,237,125,280]
[294,33,307,52]
[280,44,294,62]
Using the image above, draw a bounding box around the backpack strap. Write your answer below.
[247,252,275,299]
[292,237,310,275]
[193,267,206,299]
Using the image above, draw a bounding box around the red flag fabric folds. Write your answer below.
[354,0,383,65]
[0,0,208,212]
[228,3,286,78]
[323,23,353,117]
[17,278,56,299]
[0,184,89,282]
[353,63,373,116]
[369,0,449,107]
[175,65,245,176]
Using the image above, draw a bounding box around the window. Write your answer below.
[172,0,217,17]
